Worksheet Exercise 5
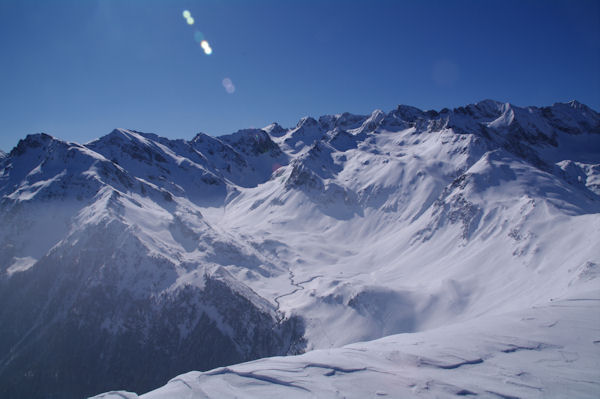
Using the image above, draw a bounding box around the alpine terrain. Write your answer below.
[0,100,598,398]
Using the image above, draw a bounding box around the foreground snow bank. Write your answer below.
[92,290,600,398]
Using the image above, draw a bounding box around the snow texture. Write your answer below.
[0,100,598,398]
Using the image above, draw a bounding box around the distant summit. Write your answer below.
[1,100,599,399]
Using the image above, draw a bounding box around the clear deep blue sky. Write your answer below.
[1,0,599,151]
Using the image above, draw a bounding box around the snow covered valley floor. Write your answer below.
[0,100,598,398]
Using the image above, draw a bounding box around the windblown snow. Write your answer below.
[0,100,598,399]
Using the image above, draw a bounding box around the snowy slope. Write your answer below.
[94,290,600,399]
[0,131,303,399]
[0,100,599,399]
[200,101,600,352]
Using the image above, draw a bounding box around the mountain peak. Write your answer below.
[568,99,583,108]
[190,131,213,143]
[334,112,368,129]
[556,99,598,115]
[9,132,62,157]
[3,99,600,399]
[296,116,319,128]
[220,128,280,157]
[100,128,161,144]
[263,122,287,137]
[473,99,507,114]
[391,104,425,122]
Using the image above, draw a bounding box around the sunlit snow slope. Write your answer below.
[1,100,599,398]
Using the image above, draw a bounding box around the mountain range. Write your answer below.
[0,100,598,398]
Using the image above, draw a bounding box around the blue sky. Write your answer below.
[1,0,599,151]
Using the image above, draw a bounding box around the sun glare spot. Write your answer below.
[186,17,195,25]
[182,10,191,19]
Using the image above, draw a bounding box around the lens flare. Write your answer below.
[222,78,235,94]
[181,11,213,55]
[200,40,212,55]
[194,31,205,43]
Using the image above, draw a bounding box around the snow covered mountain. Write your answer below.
[1,100,599,398]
